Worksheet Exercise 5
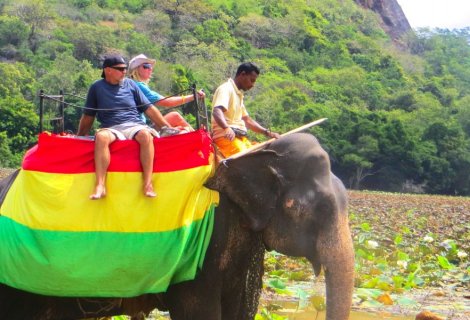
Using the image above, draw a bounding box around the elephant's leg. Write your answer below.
[164,280,222,320]
[221,248,264,320]
[220,285,245,320]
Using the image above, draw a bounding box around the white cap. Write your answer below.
[129,54,156,71]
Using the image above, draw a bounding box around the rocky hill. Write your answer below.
[355,0,411,40]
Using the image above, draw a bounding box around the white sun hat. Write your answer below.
[129,54,156,71]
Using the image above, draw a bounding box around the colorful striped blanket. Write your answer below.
[0,130,219,297]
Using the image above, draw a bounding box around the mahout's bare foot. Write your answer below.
[90,185,106,200]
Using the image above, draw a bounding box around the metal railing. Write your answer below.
[38,89,65,133]
[38,85,209,134]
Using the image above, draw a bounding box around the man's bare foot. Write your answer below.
[90,185,106,200]
[145,191,157,197]
[144,184,157,198]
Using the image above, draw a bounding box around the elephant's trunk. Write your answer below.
[317,214,354,320]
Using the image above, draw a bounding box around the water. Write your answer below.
[148,309,415,319]
[266,300,414,320]
[275,310,414,320]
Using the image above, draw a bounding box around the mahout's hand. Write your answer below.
[224,127,235,141]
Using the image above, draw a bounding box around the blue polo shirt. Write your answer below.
[84,78,151,128]
[134,81,164,104]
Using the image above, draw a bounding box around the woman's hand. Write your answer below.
[196,89,205,99]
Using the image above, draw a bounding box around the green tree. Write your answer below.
[64,23,117,65]
[8,0,52,52]
[194,19,231,44]
[421,122,470,195]
[0,131,16,167]
[36,53,98,132]
[0,62,35,100]
[0,96,38,159]
[0,16,29,47]
[341,135,379,189]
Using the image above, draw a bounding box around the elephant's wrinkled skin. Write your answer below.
[0,133,354,320]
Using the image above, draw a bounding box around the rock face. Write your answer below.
[355,0,411,40]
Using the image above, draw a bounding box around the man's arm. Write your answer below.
[243,115,280,139]
[144,106,172,130]
[212,106,235,141]
[77,114,95,136]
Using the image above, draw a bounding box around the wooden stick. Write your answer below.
[226,118,328,160]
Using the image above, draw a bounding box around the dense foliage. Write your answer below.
[1,0,469,195]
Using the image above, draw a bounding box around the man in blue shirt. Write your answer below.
[77,55,172,200]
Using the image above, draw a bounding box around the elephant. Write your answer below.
[0,132,354,320]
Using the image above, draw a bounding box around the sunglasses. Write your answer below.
[142,63,153,70]
[109,66,128,72]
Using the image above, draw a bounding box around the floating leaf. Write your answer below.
[395,296,418,307]
[269,270,285,277]
[392,275,405,289]
[437,255,455,270]
[360,299,383,308]
[376,262,388,271]
[273,288,291,295]
[397,251,409,261]
[370,267,382,275]
[394,235,403,245]
[255,314,264,320]
[288,271,308,281]
[376,293,394,305]
[310,295,326,311]
[296,288,308,301]
[358,233,367,244]
[356,288,382,300]
[377,281,392,291]
[270,314,288,320]
[268,278,286,289]
[296,288,309,309]
[361,277,379,289]
[401,226,411,234]
[356,248,368,258]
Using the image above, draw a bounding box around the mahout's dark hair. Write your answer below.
[236,62,260,76]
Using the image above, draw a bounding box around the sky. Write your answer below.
[396,0,470,29]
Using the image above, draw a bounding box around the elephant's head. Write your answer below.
[206,133,354,320]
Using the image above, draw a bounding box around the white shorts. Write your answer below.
[98,122,159,140]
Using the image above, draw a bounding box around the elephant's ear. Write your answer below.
[206,151,285,231]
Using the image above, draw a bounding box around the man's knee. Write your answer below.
[135,129,154,144]
[95,130,115,146]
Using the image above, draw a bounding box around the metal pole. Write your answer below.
[200,92,209,130]
[191,84,200,129]
[59,89,65,133]
[39,89,44,133]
